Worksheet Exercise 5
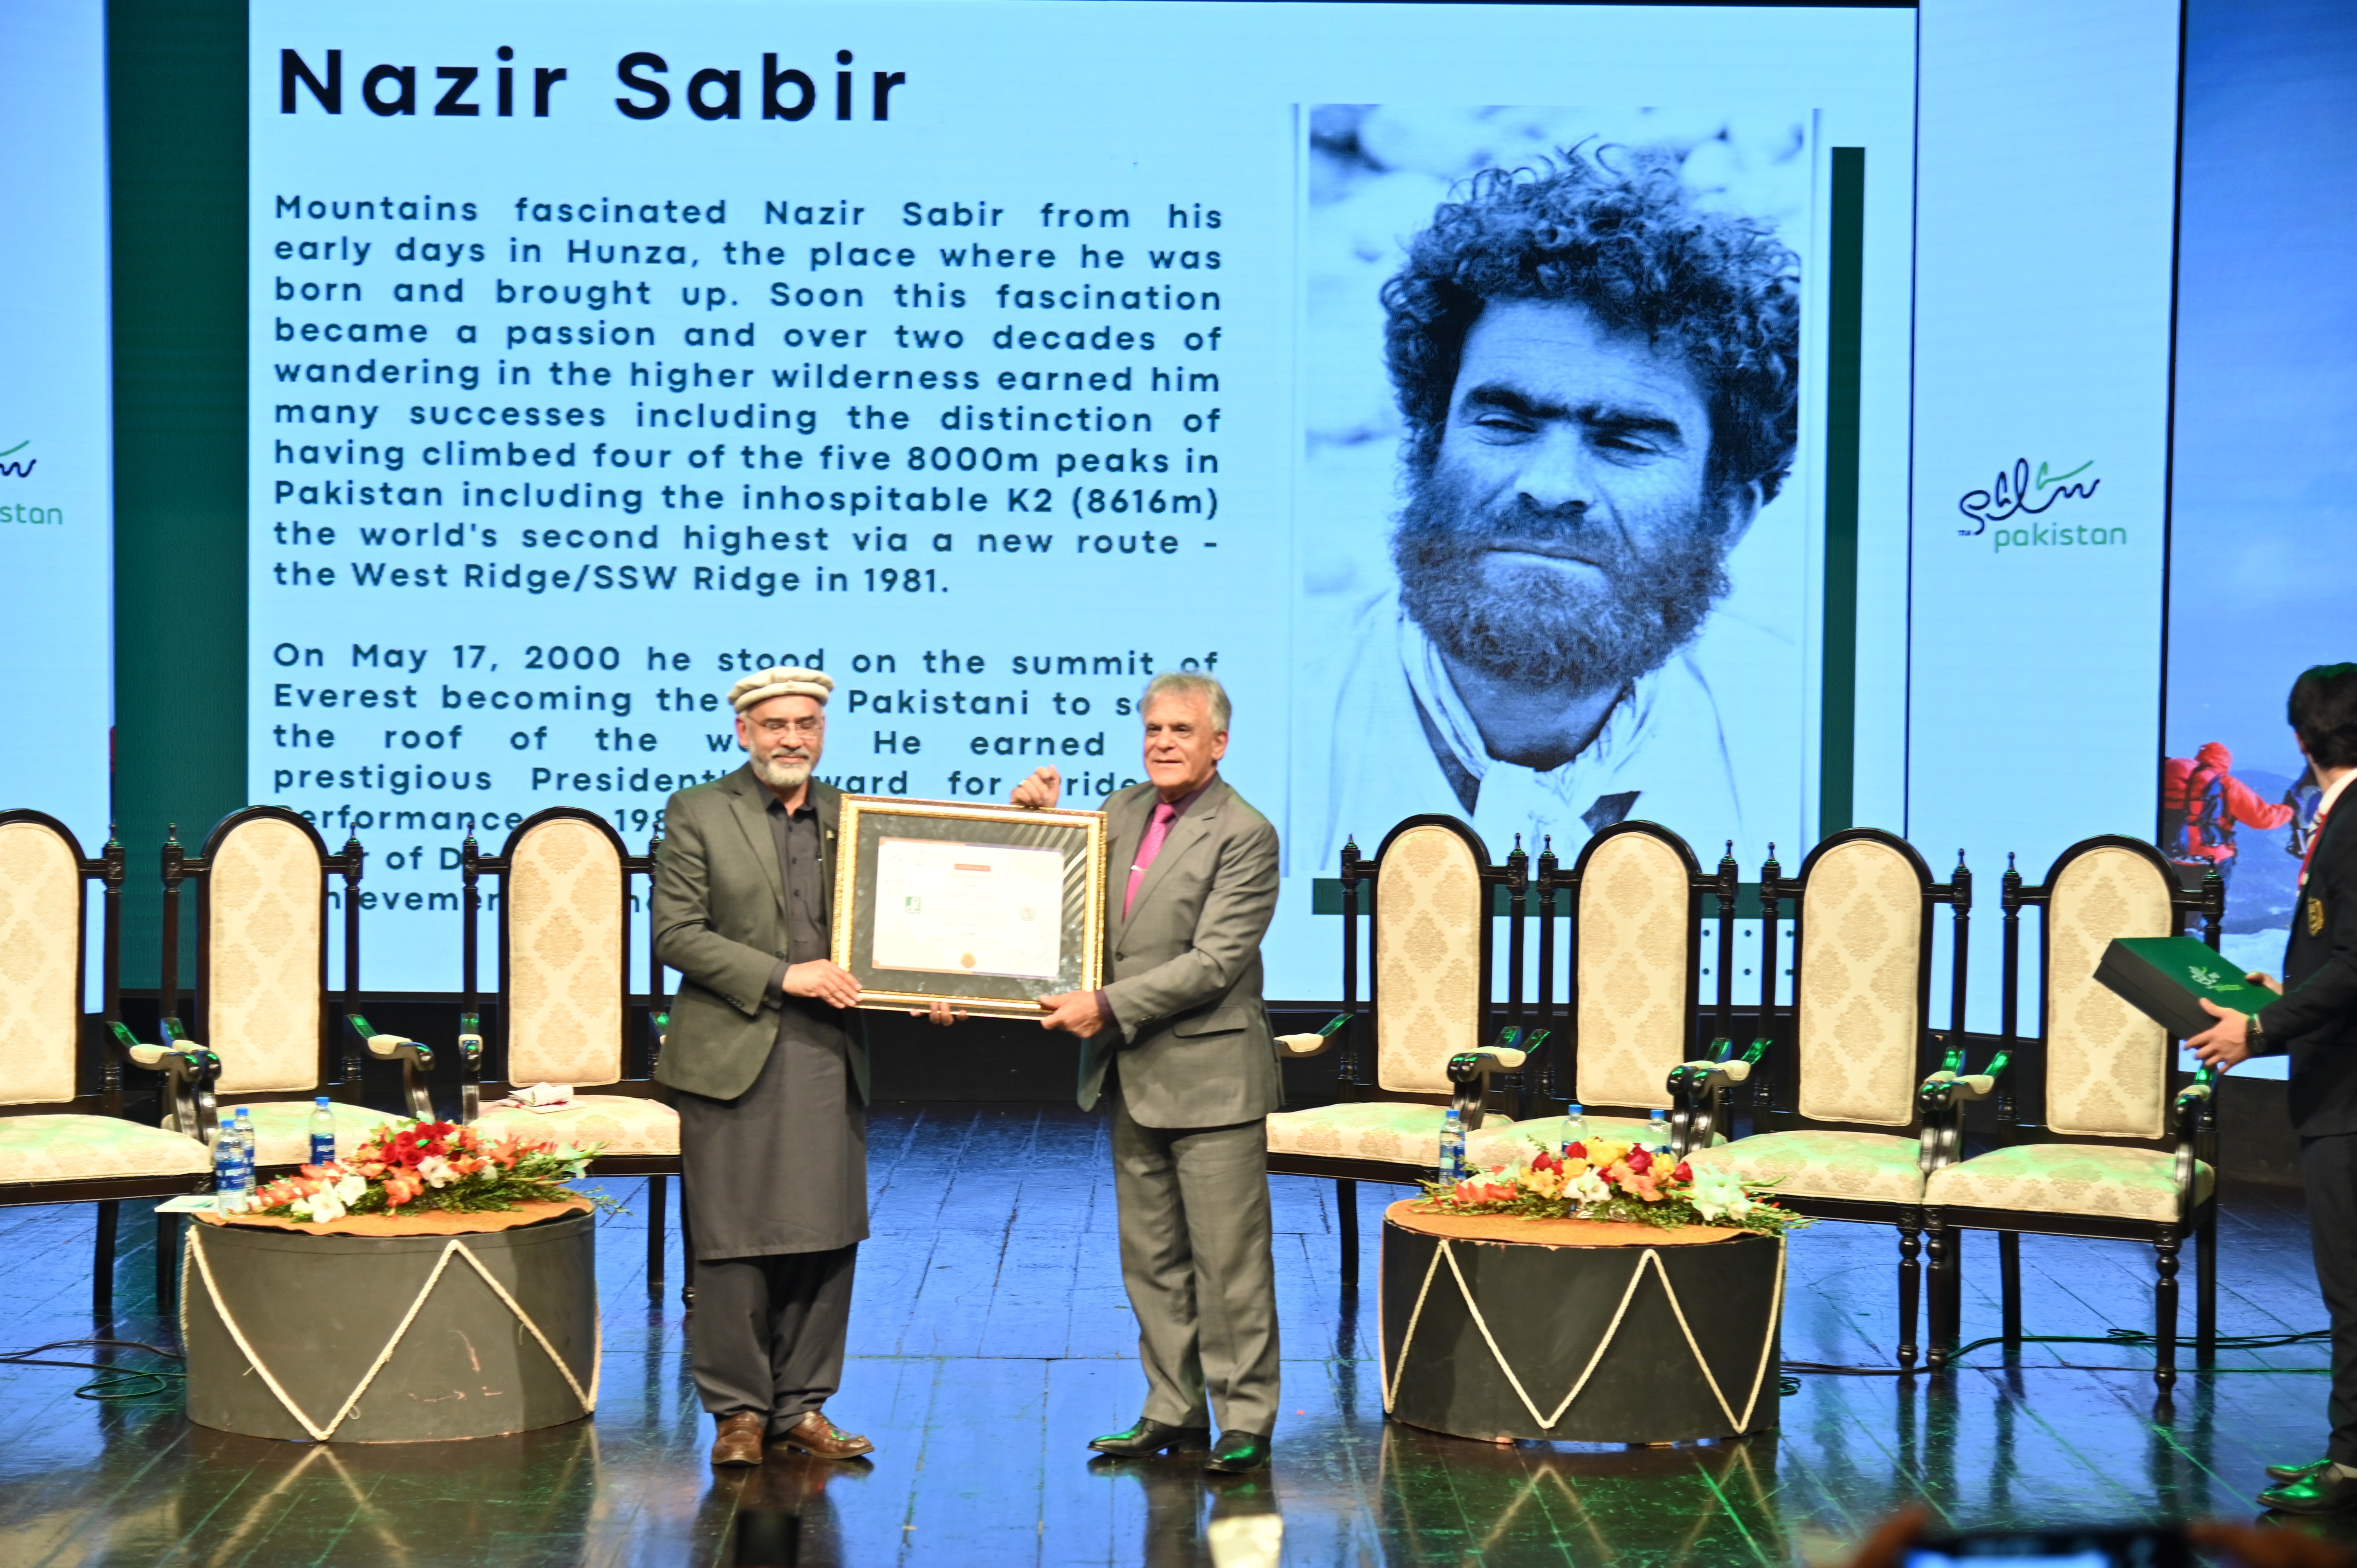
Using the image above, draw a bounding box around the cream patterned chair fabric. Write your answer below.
[0,1115,212,1184]
[1686,837,1929,1202]
[1925,1143,2213,1226]
[2041,846,2174,1139]
[1372,823,1482,1096]
[508,816,630,1089]
[1569,827,1692,1112]
[482,814,678,1157]
[206,816,327,1097]
[472,1096,679,1155]
[0,819,81,1107]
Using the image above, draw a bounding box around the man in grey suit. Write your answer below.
[653,666,880,1469]
[1013,670,1285,1473]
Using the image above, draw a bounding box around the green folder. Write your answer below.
[2095,935,2269,1038]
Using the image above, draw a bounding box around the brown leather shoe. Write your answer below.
[774,1409,875,1460]
[710,1411,766,1467]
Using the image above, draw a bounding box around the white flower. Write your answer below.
[293,1185,348,1224]
[1689,1169,1753,1223]
[417,1155,459,1189]
[1567,1171,1611,1207]
[334,1173,367,1205]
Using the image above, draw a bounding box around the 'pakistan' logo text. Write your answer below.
[1958,457,2120,554]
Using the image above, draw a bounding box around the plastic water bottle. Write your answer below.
[210,1121,241,1207]
[1438,1107,1466,1185]
[1647,1107,1671,1156]
[1562,1103,1587,1152]
[309,1096,337,1166]
[237,1107,259,1195]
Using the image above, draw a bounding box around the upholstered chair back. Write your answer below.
[1574,825,1694,1111]
[2042,845,2175,1139]
[1372,821,1484,1094]
[504,815,627,1089]
[204,816,326,1096]
[1794,836,1926,1127]
[0,819,81,1106]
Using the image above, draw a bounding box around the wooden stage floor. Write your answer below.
[0,1104,2344,1566]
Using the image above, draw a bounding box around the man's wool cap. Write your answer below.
[727,667,834,712]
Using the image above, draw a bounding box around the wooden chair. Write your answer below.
[460,808,679,1299]
[1921,836,2224,1391]
[1680,830,1973,1368]
[0,812,212,1316]
[1511,822,1734,1157]
[159,808,392,1171]
[1265,816,1535,1284]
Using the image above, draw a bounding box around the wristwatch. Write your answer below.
[2248,1010,2266,1049]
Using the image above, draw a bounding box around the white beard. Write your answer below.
[749,751,814,790]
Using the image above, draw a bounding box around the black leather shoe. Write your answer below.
[1206,1430,1270,1473]
[1089,1418,1211,1457]
[2268,1457,2334,1483]
[2258,1467,2357,1515]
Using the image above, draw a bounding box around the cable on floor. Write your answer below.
[1783,1325,2333,1380]
[0,1338,186,1400]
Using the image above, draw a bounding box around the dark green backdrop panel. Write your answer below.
[110,0,247,988]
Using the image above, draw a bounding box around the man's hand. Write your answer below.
[2249,970,2286,995]
[783,959,862,1010]
[1037,990,1104,1038]
[1010,766,1063,810]
[2188,998,2252,1070]
[911,1000,965,1027]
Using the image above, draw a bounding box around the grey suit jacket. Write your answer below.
[651,766,869,1104]
[1082,772,1283,1128]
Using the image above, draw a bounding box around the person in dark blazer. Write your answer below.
[653,666,878,1469]
[2192,662,2357,1513]
[1011,671,1285,1473]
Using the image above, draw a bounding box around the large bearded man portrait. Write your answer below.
[1312,142,1801,861]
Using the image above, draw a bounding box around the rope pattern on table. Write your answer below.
[183,1226,597,1441]
[1386,1236,1785,1433]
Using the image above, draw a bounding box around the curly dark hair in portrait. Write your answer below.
[1382,145,1802,500]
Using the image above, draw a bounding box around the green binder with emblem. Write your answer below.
[2095,934,2269,1038]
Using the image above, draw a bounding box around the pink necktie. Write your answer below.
[1125,802,1178,917]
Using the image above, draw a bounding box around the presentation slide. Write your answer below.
[0,5,112,846]
[249,0,1917,993]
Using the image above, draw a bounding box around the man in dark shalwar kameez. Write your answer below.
[652,666,879,1468]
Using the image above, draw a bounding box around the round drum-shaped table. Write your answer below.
[1381,1202,1784,1444]
[181,1204,599,1443]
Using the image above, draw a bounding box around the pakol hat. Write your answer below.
[727,666,834,712]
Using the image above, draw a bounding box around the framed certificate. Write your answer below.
[830,797,1110,1016]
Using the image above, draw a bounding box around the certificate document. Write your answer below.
[869,837,1066,980]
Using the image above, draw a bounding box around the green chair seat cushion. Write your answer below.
[1923,1141,2212,1224]
[0,1114,210,1185]
[1686,1129,1924,1204]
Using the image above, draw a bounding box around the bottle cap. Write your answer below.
[1567,1103,1583,1114]
[316,1095,331,1107]
[236,1106,252,1121]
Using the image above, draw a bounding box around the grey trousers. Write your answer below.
[2303,1134,2357,1464]
[689,1244,857,1432]
[1110,1083,1281,1435]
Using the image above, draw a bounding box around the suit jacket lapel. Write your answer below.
[1123,775,1224,929]
[815,781,842,926]
[723,765,788,921]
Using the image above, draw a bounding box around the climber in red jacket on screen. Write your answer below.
[2163,740,2293,890]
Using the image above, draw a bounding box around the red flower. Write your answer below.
[1673,1162,1693,1184]
[1532,1150,1560,1174]
[1626,1148,1653,1174]
[1563,1141,1587,1162]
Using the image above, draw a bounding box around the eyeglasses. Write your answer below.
[751,717,824,737]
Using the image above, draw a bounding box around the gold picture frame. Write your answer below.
[829,796,1109,1017]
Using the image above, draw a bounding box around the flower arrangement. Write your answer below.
[226,1120,611,1224]
[1420,1137,1805,1236]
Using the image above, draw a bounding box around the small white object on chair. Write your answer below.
[127,1043,170,1068]
[365,1033,415,1058]
[1472,1047,1527,1071]
[1276,1033,1332,1058]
